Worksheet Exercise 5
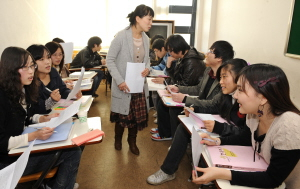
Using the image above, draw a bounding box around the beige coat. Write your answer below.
[106,26,150,115]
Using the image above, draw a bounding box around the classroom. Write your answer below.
[0,0,299,189]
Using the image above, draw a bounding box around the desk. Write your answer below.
[178,115,285,189]
[68,65,106,72]
[62,72,97,81]
[9,117,102,156]
[51,95,94,114]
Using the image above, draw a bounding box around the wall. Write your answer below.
[195,0,300,107]
[0,0,51,53]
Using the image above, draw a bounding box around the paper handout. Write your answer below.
[66,67,85,101]
[125,62,145,93]
[60,42,74,64]
[0,140,35,189]
[192,126,203,177]
[29,99,82,128]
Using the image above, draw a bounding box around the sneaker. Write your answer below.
[153,118,157,124]
[147,169,175,185]
[153,112,157,117]
[150,128,158,134]
[151,133,172,141]
[73,183,79,189]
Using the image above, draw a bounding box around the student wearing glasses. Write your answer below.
[197,64,300,188]
[151,40,234,141]
[27,45,82,114]
[45,41,73,89]
[0,47,81,189]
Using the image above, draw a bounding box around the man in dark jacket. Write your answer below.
[71,36,105,97]
[152,40,235,141]
[151,34,206,140]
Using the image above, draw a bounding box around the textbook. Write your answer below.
[206,145,268,172]
[146,77,166,91]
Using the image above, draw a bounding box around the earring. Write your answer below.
[257,105,264,117]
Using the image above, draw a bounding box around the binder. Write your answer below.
[206,145,268,172]
[71,129,105,146]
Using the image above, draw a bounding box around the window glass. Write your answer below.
[168,14,192,26]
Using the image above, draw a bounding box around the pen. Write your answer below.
[180,104,194,114]
[202,138,219,145]
[45,87,52,92]
[34,128,57,133]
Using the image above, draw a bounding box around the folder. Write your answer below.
[71,129,105,146]
[206,145,268,172]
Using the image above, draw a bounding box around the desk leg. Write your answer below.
[32,150,62,189]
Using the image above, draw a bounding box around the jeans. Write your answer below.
[161,123,190,175]
[90,69,104,95]
[1,147,82,189]
[157,97,184,138]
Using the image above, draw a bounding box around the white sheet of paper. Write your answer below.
[60,42,74,63]
[28,100,82,128]
[192,126,203,177]
[125,62,145,93]
[0,140,35,189]
[66,67,84,101]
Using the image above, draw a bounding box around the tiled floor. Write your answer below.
[76,84,200,189]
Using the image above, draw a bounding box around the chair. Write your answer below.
[18,151,61,189]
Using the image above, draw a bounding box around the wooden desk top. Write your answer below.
[9,117,102,156]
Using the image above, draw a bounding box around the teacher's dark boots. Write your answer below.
[128,127,140,155]
[114,123,124,150]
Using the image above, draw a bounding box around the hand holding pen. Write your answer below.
[49,88,61,101]
[28,127,55,141]
[181,104,194,116]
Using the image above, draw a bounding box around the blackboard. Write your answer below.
[285,0,300,59]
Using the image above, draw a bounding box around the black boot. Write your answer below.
[127,127,140,155]
[114,123,124,150]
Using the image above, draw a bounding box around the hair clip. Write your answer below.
[254,77,279,88]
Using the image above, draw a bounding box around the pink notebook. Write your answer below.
[157,89,171,97]
[206,145,268,172]
[71,129,105,146]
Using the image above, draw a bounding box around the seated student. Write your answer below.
[151,40,234,140]
[150,38,170,75]
[149,34,165,66]
[27,45,82,114]
[52,37,65,43]
[45,41,73,89]
[149,38,170,120]
[0,47,81,189]
[71,36,105,97]
[195,64,300,188]
[147,58,248,185]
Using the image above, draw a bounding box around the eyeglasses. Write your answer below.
[207,49,214,54]
[52,53,64,57]
[21,64,37,71]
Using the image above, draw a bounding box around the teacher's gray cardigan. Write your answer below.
[106,26,150,115]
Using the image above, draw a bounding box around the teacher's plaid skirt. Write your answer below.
[110,92,148,130]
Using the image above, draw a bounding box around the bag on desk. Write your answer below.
[71,129,105,146]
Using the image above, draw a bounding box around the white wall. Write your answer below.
[195,0,300,107]
[0,0,51,53]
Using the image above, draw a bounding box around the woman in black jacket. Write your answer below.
[147,58,248,185]
[27,45,82,114]
[0,47,81,189]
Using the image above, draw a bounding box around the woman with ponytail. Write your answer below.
[106,4,154,155]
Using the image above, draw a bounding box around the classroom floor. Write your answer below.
[76,83,200,189]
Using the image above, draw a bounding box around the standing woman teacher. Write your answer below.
[107,4,154,155]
